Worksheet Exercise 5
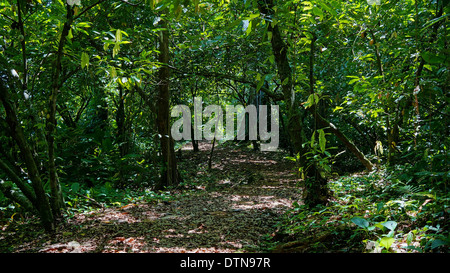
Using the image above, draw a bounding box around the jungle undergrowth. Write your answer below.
[272,167,449,253]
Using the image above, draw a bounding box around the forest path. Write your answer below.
[19,142,302,253]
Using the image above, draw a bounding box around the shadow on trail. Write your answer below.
[6,141,302,253]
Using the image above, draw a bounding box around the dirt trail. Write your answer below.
[11,142,302,253]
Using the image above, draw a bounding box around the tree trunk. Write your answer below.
[258,0,305,158]
[47,4,74,218]
[155,19,180,190]
[304,33,330,206]
[307,106,374,171]
[0,158,37,209]
[258,0,332,206]
[191,122,199,152]
[190,83,199,152]
[0,82,55,232]
[208,138,216,170]
[0,179,34,212]
[116,85,130,187]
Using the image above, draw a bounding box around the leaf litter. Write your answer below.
[1,141,302,253]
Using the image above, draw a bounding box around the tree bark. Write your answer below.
[46,4,74,218]
[0,157,37,208]
[306,105,374,171]
[0,81,55,232]
[304,32,330,207]
[257,0,305,157]
[0,179,34,212]
[116,85,129,186]
[155,19,180,190]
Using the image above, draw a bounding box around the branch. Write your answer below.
[0,157,37,207]
[0,179,34,212]
[74,193,104,209]
[134,84,156,114]
[75,95,92,123]
[117,0,143,7]
[303,104,374,171]
[17,0,28,90]
[74,0,106,21]
[169,66,284,101]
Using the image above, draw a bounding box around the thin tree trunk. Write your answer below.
[116,86,129,187]
[304,33,330,206]
[306,106,374,171]
[190,82,199,152]
[155,19,180,190]
[0,82,54,232]
[191,122,199,152]
[0,179,34,212]
[258,0,305,158]
[47,4,74,218]
[208,137,216,170]
[0,158,37,208]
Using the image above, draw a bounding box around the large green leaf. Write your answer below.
[382,221,397,231]
[81,52,89,69]
[351,217,369,229]
[319,129,326,152]
[256,75,265,92]
[71,182,80,193]
[312,7,324,21]
[431,239,448,250]
[379,237,395,250]
[115,29,122,42]
[421,51,449,65]
[317,0,337,17]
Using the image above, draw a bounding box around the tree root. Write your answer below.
[272,232,333,253]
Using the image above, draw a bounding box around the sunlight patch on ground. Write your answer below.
[40,240,97,253]
[228,194,293,210]
[146,246,237,253]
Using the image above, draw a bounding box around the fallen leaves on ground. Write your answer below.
[1,142,302,253]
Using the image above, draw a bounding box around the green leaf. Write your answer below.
[348,78,359,85]
[406,232,414,245]
[421,51,448,65]
[333,106,343,112]
[66,28,73,41]
[312,93,319,104]
[193,0,199,13]
[379,237,395,250]
[245,20,252,36]
[81,52,89,69]
[71,182,80,193]
[304,94,315,108]
[422,14,450,31]
[376,202,385,212]
[115,29,122,42]
[312,7,323,20]
[110,66,117,78]
[113,43,120,58]
[256,75,265,92]
[351,216,369,229]
[317,0,337,17]
[431,239,448,250]
[382,221,397,231]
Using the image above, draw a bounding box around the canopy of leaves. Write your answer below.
[0,0,448,253]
